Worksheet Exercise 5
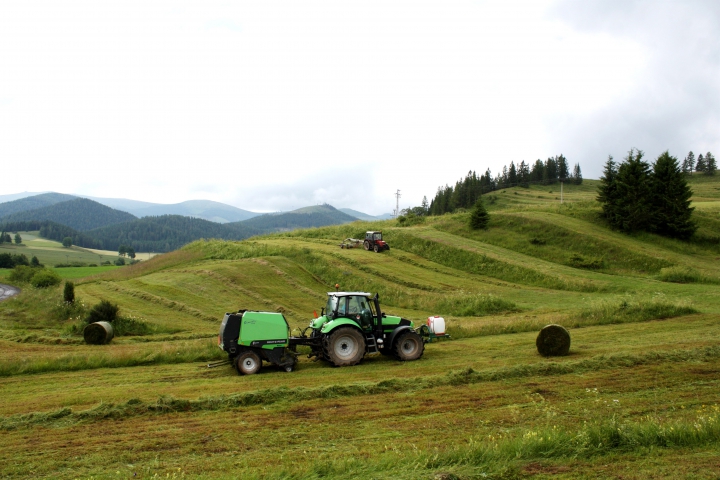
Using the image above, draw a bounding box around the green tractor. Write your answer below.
[218,292,425,375]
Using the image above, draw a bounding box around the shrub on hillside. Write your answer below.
[8,265,42,283]
[437,294,518,317]
[397,212,426,227]
[85,299,119,324]
[63,281,75,303]
[30,269,62,288]
[568,254,604,270]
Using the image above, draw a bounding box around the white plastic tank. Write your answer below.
[427,316,445,335]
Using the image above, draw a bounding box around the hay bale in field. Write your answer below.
[536,324,570,356]
[84,321,114,345]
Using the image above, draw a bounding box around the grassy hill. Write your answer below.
[0,197,137,231]
[1,177,720,478]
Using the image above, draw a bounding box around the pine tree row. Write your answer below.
[680,151,716,176]
[429,155,582,215]
[597,149,696,240]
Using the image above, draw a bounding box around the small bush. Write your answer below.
[529,237,546,246]
[63,281,75,303]
[397,213,426,227]
[85,300,119,324]
[8,265,41,284]
[114,258,125,266]
[101,260,112,266]
[30,270,62,288]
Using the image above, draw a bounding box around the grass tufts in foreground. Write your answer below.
[270,408,720,479]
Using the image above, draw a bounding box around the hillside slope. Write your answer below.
[1,177,720,478]
[0,197,137,231]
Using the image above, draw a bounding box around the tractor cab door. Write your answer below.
[346,295,373,329]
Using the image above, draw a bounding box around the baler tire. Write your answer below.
[325,327,365,367]
[394,331,424,361]
[364,240,370,251]
[235,351,262,375]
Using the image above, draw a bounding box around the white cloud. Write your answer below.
[0,1,716,214]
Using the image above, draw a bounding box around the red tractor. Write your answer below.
[363,231,390,253]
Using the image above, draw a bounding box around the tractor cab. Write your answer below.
[366,231,383,242]
[324,292,376,329]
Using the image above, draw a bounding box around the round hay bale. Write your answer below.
[536,324,570,357]
[84,321,114,345]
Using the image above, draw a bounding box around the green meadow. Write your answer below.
[1,178,720,479]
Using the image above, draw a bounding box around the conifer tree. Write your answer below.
[696,153,706,173]
[683,151,695,174]
[469,197,489,230]
[705,152,716,176]
[650,151,696,239]
[597,156,619,225]
[557,154,570,181]
[572,163,583,185]
[614,148,653,232]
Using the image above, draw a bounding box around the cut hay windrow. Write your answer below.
[3,345,719,430]
[267,409,720,480]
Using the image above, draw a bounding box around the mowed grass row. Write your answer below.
[1,314,716,415]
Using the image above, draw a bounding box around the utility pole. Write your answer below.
[394,189,401,218]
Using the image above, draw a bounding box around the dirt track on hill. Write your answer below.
[0,283,19,302]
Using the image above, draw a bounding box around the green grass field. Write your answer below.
[0,231,120,266]
[1,177,720,479]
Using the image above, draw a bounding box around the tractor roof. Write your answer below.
[327,292,372,297]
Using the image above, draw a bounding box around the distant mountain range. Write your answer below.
[0,192,393,253]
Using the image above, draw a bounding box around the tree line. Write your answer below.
[428,155,582,215]
[597,149,696,239]
[681,151,716,176]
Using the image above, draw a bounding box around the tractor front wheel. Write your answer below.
[235,351,262,375]
[364,240,370,251]
[373,244,380,253]
[326,327,365,366]
[394,331,424,361]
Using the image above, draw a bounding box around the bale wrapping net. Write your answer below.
[536,324,570,356]
[84,321,114,345]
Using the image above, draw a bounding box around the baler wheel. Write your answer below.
[326,327,365,366]
[364,240,370,250]
[235,351,261,375]
[394,331,424,361]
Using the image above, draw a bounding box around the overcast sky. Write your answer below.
[1,1,718,214]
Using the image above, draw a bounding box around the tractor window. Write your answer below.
[347,296,364,315]
[373,233,382,241]
[337,297,348,317]
[325,296,339,318]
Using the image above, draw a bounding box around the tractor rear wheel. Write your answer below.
[394,331,424,361]
[363,240,370,250]
[325,327,365,366]
[235,351,262,375]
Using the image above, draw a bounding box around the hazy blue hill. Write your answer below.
[339,208,394,221]
[0,192,77,218]
[0,198,137,231]
[0,192,48,204]
[86,215,259,252]
[86,196,259,223]
[231,204,357,234]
